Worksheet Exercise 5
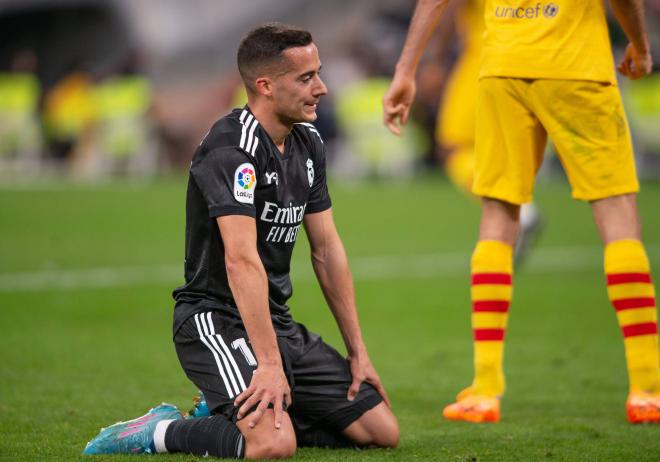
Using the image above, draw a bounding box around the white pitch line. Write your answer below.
[0,245,659,293]
[0,264,181,292]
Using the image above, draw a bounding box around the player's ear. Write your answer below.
[254,76,273,97]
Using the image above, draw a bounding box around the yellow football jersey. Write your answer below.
[480,1,616,83]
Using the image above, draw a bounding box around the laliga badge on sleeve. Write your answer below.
[234,163,257,204]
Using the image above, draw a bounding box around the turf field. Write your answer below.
[1,175,659,461]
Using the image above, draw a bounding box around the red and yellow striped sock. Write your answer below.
[470,240,513,397]
[605,239,660,393]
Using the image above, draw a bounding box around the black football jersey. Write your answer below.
[172,106,332,336]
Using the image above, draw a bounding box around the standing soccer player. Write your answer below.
[384,0,660,423]
[84,23,399,458]
[434,0,542,262]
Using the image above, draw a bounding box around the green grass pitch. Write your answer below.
[1,175,659,461]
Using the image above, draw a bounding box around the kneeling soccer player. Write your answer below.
[83,23,399,458]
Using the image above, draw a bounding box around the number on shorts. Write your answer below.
[231,338,257,366]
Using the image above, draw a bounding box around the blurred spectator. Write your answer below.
[626,72,660,171]
[336,77,428,177]
[0,49,41,170]
[92,55,156,176]
[41,67,96,167]
[334,6,429,178]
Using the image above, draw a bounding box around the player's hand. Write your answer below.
[234,364,291,429]
[347,350,391,407]
[618,43,653,80]
[383,72,416,136]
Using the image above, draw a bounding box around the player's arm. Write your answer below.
[303,209,391,406]
[609,0,653,79]
[430,0,464,67]
[218,215,290,430]
[383,0,451,135]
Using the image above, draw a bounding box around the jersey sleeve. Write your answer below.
[305,126,332,214]
[190,146,258,218]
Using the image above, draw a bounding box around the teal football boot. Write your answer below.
[186,391,210,419]
[82,403,182,455]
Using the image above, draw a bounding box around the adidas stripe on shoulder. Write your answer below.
[298,122,324,144]
[239,110,260,156]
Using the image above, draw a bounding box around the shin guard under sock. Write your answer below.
[164,416,245,458]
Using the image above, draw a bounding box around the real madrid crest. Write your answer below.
[306,159,314,187]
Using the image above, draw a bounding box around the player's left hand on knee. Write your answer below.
[234,364,291,429]
[347,352,391,407]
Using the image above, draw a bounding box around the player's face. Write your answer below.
[272,43,327,124]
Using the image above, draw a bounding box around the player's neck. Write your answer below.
[249,104,291,154]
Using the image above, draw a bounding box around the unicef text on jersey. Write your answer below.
[494,3,559,19]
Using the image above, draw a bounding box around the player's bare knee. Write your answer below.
[370,414,400,448]
[344,403,399,449]
[479,198,520,245]
[383,423,400,448]
[244,429,296,459]
[240,413,297,459]
[270,430,297,459]
[591,193,641,243]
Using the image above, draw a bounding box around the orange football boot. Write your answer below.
[443,391,501,423]
[626,392,660,424]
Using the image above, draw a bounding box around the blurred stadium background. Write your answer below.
[1,0,660,460]
[2,0,658,180]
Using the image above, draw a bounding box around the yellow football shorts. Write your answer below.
[473,77,639,204]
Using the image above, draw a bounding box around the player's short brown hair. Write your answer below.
[237,22,313,93]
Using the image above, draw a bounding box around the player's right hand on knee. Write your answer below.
[234,364,291,429]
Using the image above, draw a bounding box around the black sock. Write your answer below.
[294,425,358,449]
[164,416,245,458]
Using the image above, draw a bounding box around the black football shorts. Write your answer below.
[174,310,383,432]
